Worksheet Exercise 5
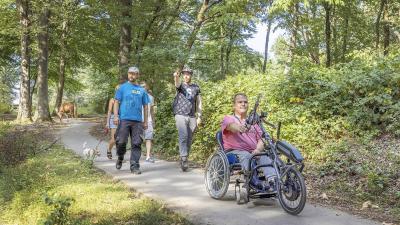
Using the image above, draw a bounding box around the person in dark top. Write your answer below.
[173,66,202,171]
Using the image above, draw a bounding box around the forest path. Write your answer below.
[58,119,380,225]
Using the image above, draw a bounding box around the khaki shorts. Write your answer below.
[144,124,154,140]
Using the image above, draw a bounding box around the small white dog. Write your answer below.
[82,142,100,160]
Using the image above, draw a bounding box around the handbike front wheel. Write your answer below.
[204,151,230,199]
[277,167,306,215]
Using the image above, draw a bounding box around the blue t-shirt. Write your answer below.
[115,82,150,122]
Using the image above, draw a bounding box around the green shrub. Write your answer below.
[0,102,11,114]
[40,194,74,225]
[154,52,400,164]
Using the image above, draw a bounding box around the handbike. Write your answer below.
[204,95,307,215]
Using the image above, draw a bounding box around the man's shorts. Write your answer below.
[109,114,118,129]
[144,123,154,140]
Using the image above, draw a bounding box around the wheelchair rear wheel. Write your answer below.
[277,167,306,215]
[204,151,230,199]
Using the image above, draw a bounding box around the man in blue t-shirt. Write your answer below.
[113,66,150,174]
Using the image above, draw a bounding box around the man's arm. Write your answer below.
[226,122,248,133]
[150,104,155,126]
[113,100,120,125]
[106,99,113,128]
[173,72,181,88]
[143,104,148,130]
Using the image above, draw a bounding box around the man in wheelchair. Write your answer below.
[221,93,277,192]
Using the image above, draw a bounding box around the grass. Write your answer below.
[0,145,191,225]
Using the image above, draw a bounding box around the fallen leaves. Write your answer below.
[361,201,379,210]
[320,192,329,200]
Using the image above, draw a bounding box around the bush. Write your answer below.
[154,52,400,163]
[0,102,11,114]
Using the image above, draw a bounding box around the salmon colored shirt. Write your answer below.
[221,115,263,152]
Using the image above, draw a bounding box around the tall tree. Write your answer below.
[263,17,272,73]
[54,0,78,114]
[289,2,299,62]
[34,7,51,122]
[323,2,332,67]
[176,0,223,73]
[133,0,162,66]
[341,3,350,62]
[118,0,132,77]
[16,0,31,121]
[375,0,385,49]
[383,0,390,56]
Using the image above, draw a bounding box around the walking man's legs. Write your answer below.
[129,121,143,173]
[115,120,130,169]
[175,115,191,171]
[175,115,189,158]
[186,117,197,155]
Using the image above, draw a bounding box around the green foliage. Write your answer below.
[41,194,74,225]
[155,52,400,164]
[0,102,11,114]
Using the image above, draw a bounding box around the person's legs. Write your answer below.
[258,155,276,178]
[144,124,154,162]
[175,115,189,158]
[186,117,197,157]
[129,121,143,172]
[145,140,152,158]
[115,120,130,169]
[229,150,252,171]
[107,128,116,159]
[108,128,116,151]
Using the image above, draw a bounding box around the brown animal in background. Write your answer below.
[58,102,77,122]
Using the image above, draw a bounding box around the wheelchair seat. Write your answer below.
[216,130,241,170]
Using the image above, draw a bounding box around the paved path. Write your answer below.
[59,119,380,225]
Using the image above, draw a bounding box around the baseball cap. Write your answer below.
[181,66,193,74]
[128,66,139,73]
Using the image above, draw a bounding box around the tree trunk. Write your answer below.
[324,2,331,67]
[342,6,349,62]
[34,8,51,122]
[289,3,299,62]
[383,0,390,56]
[16,0,31,122]
[176,0,221,73]
[29,73,37,113]
[135,1,161,66]
[220,26,225,78]
[225,34,233,76]
[54,19,68,114]
[332,4,338,64]
[376,0,385,49]
[118,0,132,78]
[262,17,272,73]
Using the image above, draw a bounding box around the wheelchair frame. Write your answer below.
[204,96,307,215]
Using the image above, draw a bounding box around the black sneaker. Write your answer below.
[130,166,142,175]
[180,157,188,172]
[116,159,123,170]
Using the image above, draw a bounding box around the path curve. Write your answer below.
[58,119,380,225]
